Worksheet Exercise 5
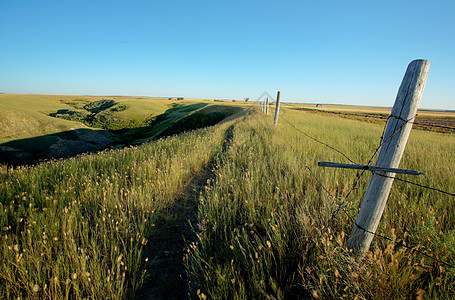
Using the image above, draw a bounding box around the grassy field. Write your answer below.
[284,102,455,134]
[1,97,454,299]
[289,102,455,117]
[0,116,244,299]
[0,95,246,165]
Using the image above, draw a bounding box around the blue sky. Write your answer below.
[1,0,454,109]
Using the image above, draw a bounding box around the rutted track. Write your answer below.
[136,125,235,300]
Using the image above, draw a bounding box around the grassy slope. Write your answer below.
[0,95,247,165]
[0,94,176,143]
[0,94,246,143]
[0,94,87,143]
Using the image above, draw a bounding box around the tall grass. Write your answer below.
[2,103,454,299]
[186,107,455,299]
[0,120,232,299]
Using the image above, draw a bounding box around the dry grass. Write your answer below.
[1,99,454,299]
[186,106,455,299]
[0,118,235,299]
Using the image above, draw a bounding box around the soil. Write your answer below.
[300,108,455,134]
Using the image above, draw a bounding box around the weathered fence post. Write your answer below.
[274,91,281,126]
[266,97,269,115]
[346,59,430,255]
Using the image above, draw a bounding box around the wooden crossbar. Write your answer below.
[318,161,426,176]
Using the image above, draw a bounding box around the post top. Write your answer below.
[410,59,430,66]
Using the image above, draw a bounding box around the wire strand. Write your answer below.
[257,108,455,269]
[376,173,455,197]
[278,114,357,164]
[338,205,455,269]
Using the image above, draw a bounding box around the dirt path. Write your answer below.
[135,125,234,300]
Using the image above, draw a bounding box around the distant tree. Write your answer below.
[244,98,249,102]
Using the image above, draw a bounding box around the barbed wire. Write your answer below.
[337,202,455,269]
[278,105,455,199]
[324,116,412,228]
[376,173,455,197]
[254,114,337,202]
[277,113,357,164]
[257,106,455,269]
[273,112,371,234]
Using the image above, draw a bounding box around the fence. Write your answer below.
[257,60,455,268]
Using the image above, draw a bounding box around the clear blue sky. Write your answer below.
[1,0,454,109]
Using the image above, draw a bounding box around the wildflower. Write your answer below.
[32,284,39,292]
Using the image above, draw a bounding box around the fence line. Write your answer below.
[254,113,337,199]
[257,104,455,269]
[277,105,455,200]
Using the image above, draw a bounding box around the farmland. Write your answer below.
[1,95,454,299]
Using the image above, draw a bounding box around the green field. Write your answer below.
[1,96,454,299]
[0,94,187,144]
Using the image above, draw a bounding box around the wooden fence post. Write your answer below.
[266,97,269,115]
[346,59,430,255]
[274,91,281,126]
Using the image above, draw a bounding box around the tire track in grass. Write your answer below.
[136,125,234,300]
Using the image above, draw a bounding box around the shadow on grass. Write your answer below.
[0,128,113,166]
[0,103,244,166]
